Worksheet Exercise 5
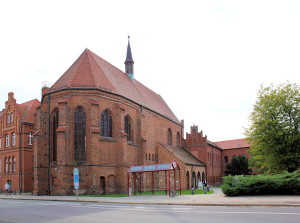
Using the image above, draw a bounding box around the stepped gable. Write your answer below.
[48,49,180,124]
[159,143,206,166]
[214,138,250,150]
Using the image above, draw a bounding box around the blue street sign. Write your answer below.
[74,168,79,190]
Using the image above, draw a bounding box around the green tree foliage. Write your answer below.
[246,82,300,173]
[224,155,252,176]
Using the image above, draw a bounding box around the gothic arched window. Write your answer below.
[167,128,172,145]
[74,107,86,162]
[101,110,112,137]
[124,115,132,141]
[51,109,59,162]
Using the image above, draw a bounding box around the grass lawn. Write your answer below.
[79,189,214,197]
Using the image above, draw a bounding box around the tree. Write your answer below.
[245,82,300,173]
[224,155,252,176]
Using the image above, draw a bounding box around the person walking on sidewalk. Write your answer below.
[5,182,10,195]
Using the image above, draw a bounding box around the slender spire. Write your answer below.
[125,36,134,81]
[125,36,134,63]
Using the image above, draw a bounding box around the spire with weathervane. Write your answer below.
[124,36,134,81]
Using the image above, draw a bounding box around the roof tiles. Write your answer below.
[48,49,180,124]
[213,138,250,150]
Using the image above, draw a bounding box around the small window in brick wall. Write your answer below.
[224,156,228,163]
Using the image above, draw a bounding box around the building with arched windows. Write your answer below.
[1,39,251,195]
[33,38,206,195]
[0,92,40,193]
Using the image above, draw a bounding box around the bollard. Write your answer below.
[14,189,16,195]
[204,187,206,194]
[191,188,194,195]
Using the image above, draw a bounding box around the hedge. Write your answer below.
[221,171,300,196]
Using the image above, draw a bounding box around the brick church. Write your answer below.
[0,38,250,195]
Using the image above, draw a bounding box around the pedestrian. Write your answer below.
[5,182,9,195]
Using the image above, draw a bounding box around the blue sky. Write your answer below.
[0,0,299,141]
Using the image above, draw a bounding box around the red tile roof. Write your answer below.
[159,143,206,166]
[19,99,40,123]
[48,49,180,124]
[213,138,250,150]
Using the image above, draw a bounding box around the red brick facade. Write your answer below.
[0,93,40,193]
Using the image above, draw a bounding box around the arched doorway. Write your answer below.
[192,172,196,188]
[202,172,205,183]
[197,172,201,186]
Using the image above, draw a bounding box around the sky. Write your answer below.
[0,0,299,142]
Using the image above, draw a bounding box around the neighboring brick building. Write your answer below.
[214,138,252,176]
[0,92,40,193]
[183,126,251,186]
[33,38,206,195]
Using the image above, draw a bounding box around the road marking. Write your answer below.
[122,209,300,216]
[1,200,299,216]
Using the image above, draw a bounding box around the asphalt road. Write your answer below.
[0,199,299,223]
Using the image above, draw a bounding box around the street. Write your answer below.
[0,199,299,223]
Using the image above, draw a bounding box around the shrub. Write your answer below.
[221,171,300,196]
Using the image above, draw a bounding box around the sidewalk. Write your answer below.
[1,188,300,207]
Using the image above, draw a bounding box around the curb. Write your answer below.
[1,197,300,208]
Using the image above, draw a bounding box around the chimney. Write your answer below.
[42,81,51,97]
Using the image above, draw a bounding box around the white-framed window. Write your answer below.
[13,156,16,172]
[29,132,33,146]
[6,134,9,147]
[5,157,8,172]
[12,133,16,146]
[10,113,13,123]
[9,157,12,172]
[7,114,10,123]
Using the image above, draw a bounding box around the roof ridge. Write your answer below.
[86,49,97,87]
[214,138,246,143]
[69,49,89,87]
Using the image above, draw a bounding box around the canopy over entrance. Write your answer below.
[127,160,181,196]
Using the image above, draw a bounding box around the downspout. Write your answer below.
[212,146,214,186]
[47,93,51,195]
[19,105,31,194]
[19,121,23,194]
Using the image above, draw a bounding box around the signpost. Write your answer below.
[74,168,79,201]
